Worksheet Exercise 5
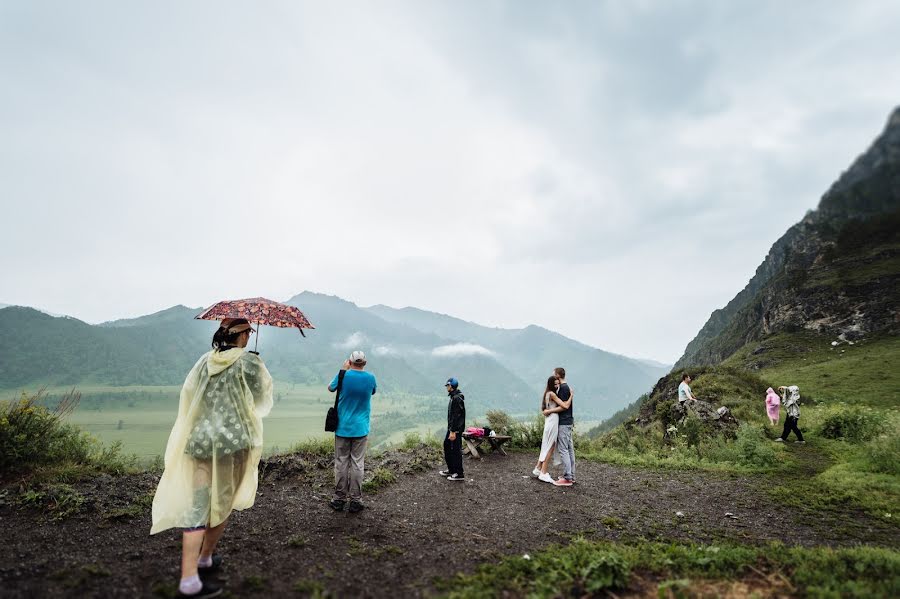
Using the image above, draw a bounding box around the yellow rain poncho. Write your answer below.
[151,348,273,534]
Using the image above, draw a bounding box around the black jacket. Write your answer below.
[447,389,465,433]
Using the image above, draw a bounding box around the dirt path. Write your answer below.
[1,450,896,598]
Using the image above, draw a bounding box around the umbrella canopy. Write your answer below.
[196,297,314,350]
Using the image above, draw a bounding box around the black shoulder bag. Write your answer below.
[325,370,346,432]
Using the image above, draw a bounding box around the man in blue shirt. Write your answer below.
[327,350,377,513]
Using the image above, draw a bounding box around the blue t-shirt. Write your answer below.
[329,370,377,438]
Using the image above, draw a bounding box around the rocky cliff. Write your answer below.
[676,107,900,369]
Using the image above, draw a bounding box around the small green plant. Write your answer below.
[288,535,307,548]
[19,483,86,520]
[362,467,397,492]
[242,575,267,591]
[294,579,327,597]
[600,516,623,529]
[103,492,154,520]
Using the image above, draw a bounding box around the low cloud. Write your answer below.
[334,331,368,350]
[373,345,399,356]
[431,343,496,358]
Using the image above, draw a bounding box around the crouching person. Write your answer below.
[328,350,377,513]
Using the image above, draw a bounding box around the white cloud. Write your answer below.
[1,1,898,363]
[431,343,497,358]
[334,332,368,350]
[373,345,399,357]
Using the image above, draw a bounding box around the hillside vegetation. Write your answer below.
[0,293,667,422]
[587,107,900,528]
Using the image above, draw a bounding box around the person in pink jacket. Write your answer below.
[765,387,781,426]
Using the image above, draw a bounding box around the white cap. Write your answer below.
[350,350,366,364]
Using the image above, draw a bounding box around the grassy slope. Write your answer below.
[725,332,900,407]
[583,331,900,517]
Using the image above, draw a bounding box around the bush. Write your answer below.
[287,437,334,457]
[507,415,546,449]
[819,405,885,442]
[861,432,900,475]
[0,389,135,478]
[708,424,779,468]
[485,410,514,434]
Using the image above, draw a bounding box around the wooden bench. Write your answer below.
[461,433,512,459]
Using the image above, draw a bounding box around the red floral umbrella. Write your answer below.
[196,297,314,352]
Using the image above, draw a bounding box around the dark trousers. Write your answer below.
[781,416,804,441]
[443,431,464,476]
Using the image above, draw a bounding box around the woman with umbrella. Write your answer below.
[151,318,273,598]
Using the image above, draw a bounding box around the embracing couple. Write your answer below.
[532,367,575,487]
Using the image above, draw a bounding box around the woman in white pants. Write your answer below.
[533,376,567,483]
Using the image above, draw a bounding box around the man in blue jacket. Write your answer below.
[439,377,466,481]
[327,350,377,513]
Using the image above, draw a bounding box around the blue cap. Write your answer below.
[445,377,458,389]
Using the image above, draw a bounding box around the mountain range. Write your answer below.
[0,294,669,419]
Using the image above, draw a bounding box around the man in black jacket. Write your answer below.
[440,377,466,481]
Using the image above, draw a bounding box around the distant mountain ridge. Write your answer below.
[0,293,669,419]
[676,106,900,369]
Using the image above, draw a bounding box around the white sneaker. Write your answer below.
[439,470,450,476]
[532,468,541,477]
[774,438,784,443]
[538,473,554,484]
[447,473,465,481]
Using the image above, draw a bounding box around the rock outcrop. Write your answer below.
[676,107,900,369]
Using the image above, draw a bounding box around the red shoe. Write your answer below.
[553,477,573,487]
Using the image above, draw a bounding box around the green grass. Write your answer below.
[1,383,448,459]
[438,538,900,598]
[725,332,900,407]
[582,332,900,521]
[361,467,398,493]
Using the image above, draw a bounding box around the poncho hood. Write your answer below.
[766,387,775,395]
[207,348,244,376]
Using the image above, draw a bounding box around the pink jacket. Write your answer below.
[765,387,781,419]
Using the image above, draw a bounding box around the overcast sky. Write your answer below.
[2,1,898,363]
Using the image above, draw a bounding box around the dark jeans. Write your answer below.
[443,431,464,476]
[781,416,804,441]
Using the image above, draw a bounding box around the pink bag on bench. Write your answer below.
[465,426,485,437]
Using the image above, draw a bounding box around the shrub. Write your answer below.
[507,415,545,449]
[861,432,900,475]
[819,406,885,442]
[288,437,334,457]
[730,424,779,468]
[400,432,423,449]
[485,410,514,434]
[0,389,136,478]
